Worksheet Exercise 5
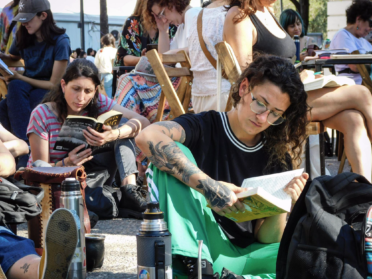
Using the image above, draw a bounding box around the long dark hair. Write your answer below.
[42,59,101,123]
[16,9,66,50]
[231,55,309,171]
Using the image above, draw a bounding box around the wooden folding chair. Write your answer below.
[146,49,193,122]
[0,59,25,100]
[215,41,326,179]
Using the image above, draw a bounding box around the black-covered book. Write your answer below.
[53,110,122,154]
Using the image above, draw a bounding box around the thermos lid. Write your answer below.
[143,202,164,220]
[61,178,80,192]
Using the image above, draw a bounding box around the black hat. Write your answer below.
[13,0,50,23]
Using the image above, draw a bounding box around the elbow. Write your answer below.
[135,127,150,151]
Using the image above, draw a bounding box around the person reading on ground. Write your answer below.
[330,0,372,84]
[0,124,29,173]
[0,208,79,279]
[279,9,314,61]
[0,0,71,167]
[224,0,372,181]
[27,59,150,216]
[136,55,309,278]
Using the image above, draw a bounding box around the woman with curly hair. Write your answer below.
[114,0,177,66]
[224,0,372,181]
[330,0,372,84]
[136,55,309,278]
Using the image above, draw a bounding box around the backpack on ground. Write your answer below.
[0,176,43,226]
[277,172,372,279]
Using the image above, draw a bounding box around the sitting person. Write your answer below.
[0,0,71,167]
[114,0,177,67]
[94,34,117,98]
[136,55,309,278]
[279,9,315,61]
[27,59,150,217]
[224,0,372,181]
[0,208,78,279]
[0,124,29,172]
[330,0,372,84]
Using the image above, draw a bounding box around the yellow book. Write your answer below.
[224,169,304,223]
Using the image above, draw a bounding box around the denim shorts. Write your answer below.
[0,226,38,274]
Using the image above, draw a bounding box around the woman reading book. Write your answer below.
[136,55,309,278]
[0,0,71,167]
[27,59,150,215]
[223,0,372,181]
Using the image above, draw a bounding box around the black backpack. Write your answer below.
[277,172,372,279]
[0,177,44,226]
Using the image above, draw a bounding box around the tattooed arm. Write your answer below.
[136,121,246,216]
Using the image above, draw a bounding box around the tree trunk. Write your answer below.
[289,0,310,33]
[100,0,109,42]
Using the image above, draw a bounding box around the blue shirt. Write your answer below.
[9,33,71,80]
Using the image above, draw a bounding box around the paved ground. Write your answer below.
[17,155,349,279]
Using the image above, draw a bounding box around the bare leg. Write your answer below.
[6,254,40,279]
[307,85,372,139]
[122,173,136,185]
[322,110,371,182]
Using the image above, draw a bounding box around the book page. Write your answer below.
[241,169,304,201]
[0,58,14,76]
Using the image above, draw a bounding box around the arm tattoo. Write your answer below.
[20,263,30,273]
[147,140,200,183]
[196,178,233,209]
[154,122,186,143]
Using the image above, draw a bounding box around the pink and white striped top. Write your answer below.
[26,94,116,167]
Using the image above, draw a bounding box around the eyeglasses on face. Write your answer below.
[250,93,286,125]
[155,8,166,19]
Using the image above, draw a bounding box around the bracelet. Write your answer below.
[116,128,121,140]
[62,158,65,166]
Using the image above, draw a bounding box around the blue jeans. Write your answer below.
[0,226,38,274]
[101,73,113,98]
[0,80,48,142]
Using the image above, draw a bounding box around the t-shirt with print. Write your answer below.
[172,111,292,248]
[9,33,71,80]
[26,94,116,167]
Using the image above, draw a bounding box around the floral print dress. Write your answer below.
[114,16,177,67]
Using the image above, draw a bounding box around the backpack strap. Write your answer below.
[324,172,370,196]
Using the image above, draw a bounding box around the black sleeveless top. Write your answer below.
[250,13,296,59]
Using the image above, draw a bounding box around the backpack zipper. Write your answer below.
[10,191,19,200]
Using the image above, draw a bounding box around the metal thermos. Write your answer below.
[137,202,172,279]
[60,178,87,279]
[294,35,300,62]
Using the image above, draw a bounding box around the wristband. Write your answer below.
[117,128,121,140]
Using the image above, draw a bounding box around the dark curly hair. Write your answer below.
[144,0,191,28]
[346,0,372,24]
[231,55,309,171]
[41,59,101,123]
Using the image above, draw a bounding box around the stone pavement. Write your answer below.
[16,156,349,279]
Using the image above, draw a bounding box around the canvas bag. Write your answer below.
[277,172,372,278]
[0,177,43,226]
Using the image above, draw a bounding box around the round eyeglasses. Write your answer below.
[250,93,286,125]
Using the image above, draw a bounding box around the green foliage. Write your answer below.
[274,0,328,39]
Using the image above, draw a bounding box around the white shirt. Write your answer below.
[86,55,95,63]
[330,28,372,84]
[94,47,117,74]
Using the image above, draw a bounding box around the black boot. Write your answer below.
[119,184,147,219]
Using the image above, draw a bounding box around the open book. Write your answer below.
[53,110,122,154]
[0,58,14,76]
[224,169,304,223]
[303,75,355,91]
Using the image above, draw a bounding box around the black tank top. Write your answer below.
[250,13,296,59]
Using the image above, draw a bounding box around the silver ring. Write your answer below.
[76,153,79,158]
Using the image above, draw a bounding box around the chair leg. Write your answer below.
[306,137,311,181]
[319,131,325,176]
[338,150,347,174]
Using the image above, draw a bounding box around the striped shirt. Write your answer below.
[26,94,116,167]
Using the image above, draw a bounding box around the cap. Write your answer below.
[13,0,50,23]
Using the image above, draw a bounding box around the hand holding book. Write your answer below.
[83,125,119,146]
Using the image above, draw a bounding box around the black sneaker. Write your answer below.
[182,256,218,279]
[119,184,147,219]
[220,268,243,279]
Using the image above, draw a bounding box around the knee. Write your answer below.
[355,85,372,104]
[7,80,30,99]
[340,110,366,134]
